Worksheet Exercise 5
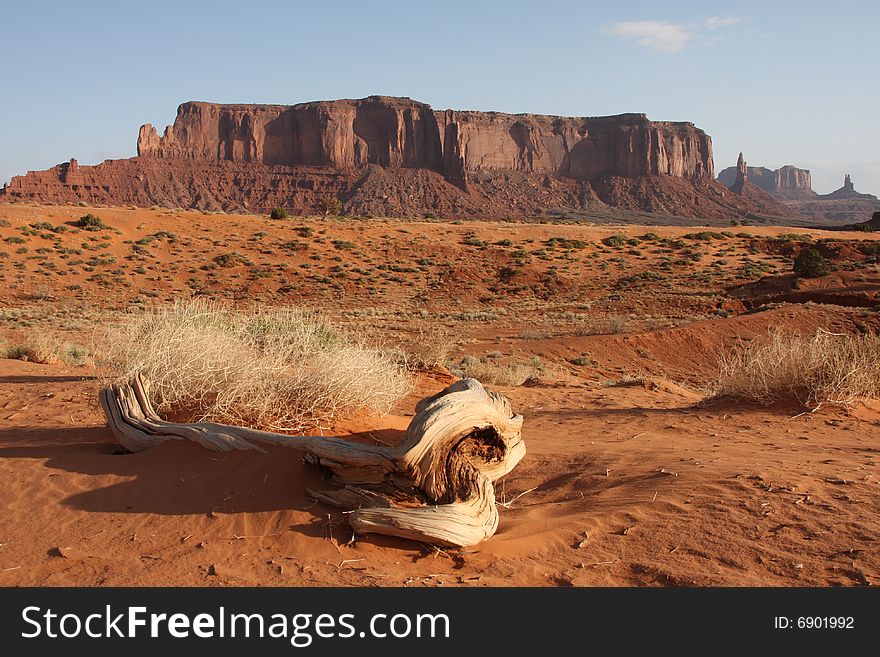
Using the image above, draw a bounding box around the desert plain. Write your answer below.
[0,202,878,587]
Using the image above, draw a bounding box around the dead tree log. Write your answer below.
[100,376,525,547]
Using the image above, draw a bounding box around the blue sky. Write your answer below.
[2,0,877,194]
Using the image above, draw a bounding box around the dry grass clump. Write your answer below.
[712,329,880,407]
[1,334,92,366]
[448,355,544,387]
[398,326,459,371]
[573,316,627,336]
[102,300,412,431]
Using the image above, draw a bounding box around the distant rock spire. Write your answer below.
[844,173,853,191]
[732,152,748,194]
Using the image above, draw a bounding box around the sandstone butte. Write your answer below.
[718,159,880,224]
[1,95,795,221]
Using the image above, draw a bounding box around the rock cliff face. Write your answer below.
[3,96,796,221]
[137,98,444,172]
[718,161,815,200]
[136,97,714,189]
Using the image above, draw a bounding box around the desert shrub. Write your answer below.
[448,354,543,387]
[294,226,314,238]
[777,233,813,242]
[547,236,587,250]
[101,300,411,431]
[683,231,726,241]
[270,207,288,220]
[712,330,880,407]
[316,196,343,216]
[602,234,627,248]
[399,327,458,370]
[214,252,251,268]
[2,334,91,366]
[280,240,308,252]
[618,271,663,286]
[75,214,109,231]
[852,223,873,232]
[573,316,627,335]
[859,242,880,257]
[793,248,831,278]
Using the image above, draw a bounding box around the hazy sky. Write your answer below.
[2,0,877,194]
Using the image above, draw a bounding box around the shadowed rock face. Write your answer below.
[135,96,714,189]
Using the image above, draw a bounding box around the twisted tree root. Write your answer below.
[100,376,525,547]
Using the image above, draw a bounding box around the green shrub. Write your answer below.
[270,208,288,220]
[547,237,588,249]
[602,234,627,248]
[683,231,726,241]
[214,252,251,268]
[75,214,109,231]
[793,248,831,278]
[280,240,308,252]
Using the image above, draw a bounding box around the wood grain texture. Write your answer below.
[100,375,524,546]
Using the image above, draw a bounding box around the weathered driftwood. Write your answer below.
[99,376,525,547]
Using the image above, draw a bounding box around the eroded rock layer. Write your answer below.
[2,96,795,221]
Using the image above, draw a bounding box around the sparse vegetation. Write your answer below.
[712,330,880,407]
[602,234,627,248]
[448,354,544,387]
[101,300,412,431]
[269,207,289,220]
[317,196,343,217]
[399,326,458,370]
[793,248,831,278]
[2,334,91,366]
[214,251,251,268]
[74,214,110,231]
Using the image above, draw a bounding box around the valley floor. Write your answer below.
[0,203,878,586]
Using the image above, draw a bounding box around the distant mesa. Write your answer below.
[717,152,797,218]
[2,96,795,222]
[717,158,815,200]
[718,156,879,224]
